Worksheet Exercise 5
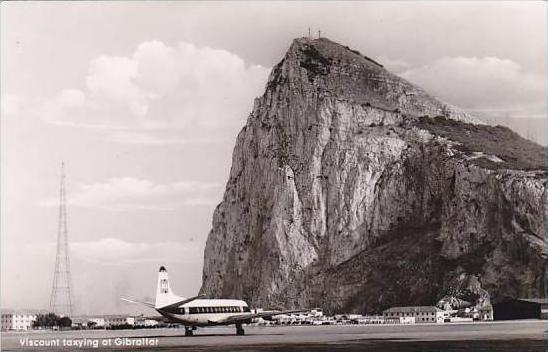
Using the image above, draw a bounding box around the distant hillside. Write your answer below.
[478,116,547,147]
[416,116,546,171]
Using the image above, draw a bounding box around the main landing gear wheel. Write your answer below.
[184,326,194,336]
[236,324,245,336]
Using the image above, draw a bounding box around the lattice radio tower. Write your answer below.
[49,162,74,316]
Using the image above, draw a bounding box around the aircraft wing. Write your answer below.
[211,309,309,324]
[157,294,206,310]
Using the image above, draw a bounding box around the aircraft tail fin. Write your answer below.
[155,266,184,309]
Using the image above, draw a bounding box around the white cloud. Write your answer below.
[26,238,202,266]
[37,89,88,124]
[108,130,226,145]
[57,89,86,109]
[1,95,26,116]
[71,238,202,265]
[20,89,128,130]
[401,56,546,116]
[376,56,412,74]
[86,56,152,117]
[40,177,222,211]
[35,40,269,142]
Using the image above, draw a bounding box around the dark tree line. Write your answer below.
[32,313,72,328]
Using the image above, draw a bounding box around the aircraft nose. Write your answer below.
[159,266,167,272]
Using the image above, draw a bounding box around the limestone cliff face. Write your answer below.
[200,38,547,313]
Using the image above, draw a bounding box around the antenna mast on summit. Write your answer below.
[308,27,311,39]
[318,29,321,39]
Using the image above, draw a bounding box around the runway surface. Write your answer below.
[1,320,546,351]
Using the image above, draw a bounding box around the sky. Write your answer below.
[1,1,546,315]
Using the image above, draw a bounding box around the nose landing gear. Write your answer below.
[184,326,194,336]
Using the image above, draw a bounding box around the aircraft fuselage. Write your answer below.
[157,298,251,326]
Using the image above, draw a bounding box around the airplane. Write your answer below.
[122,266,307,336]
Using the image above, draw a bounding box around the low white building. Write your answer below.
[71,316,89,328]
[1,312,37,330]
[352,315,385,325]
[88,317,105,327]
[310,308,324,318]
[103,315,134,327]
[144,319,159,327]
[399,316,416,324]
[383,306,446,323]
[86,315,135,328]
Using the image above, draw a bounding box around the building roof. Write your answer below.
[70,317,89,324]
[383,306,443,313]
[85,315,129,320]
[103,315,130,319]
[1,309,45,316]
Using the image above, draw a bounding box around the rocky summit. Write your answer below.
[200,37,547,314]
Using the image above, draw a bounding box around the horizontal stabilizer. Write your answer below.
[157,294,206,310]
[120,297,155,309]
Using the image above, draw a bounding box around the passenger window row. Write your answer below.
[188,306,244,314]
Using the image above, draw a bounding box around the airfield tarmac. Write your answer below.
[1,320,546,352]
